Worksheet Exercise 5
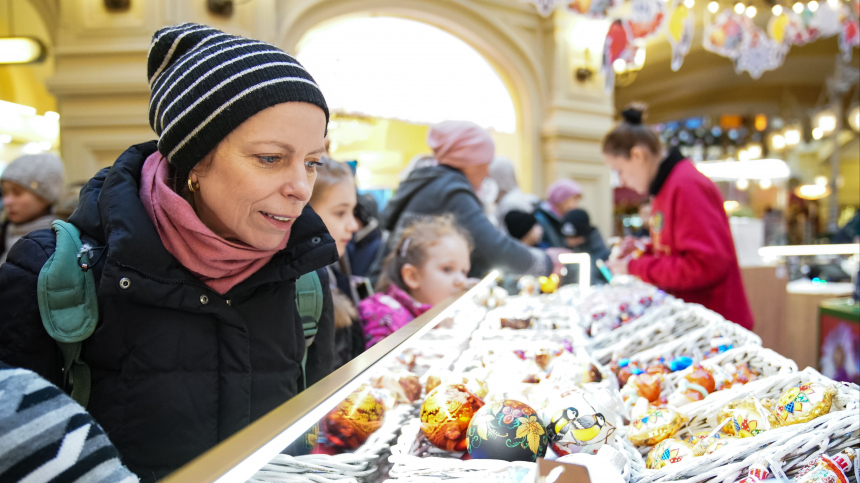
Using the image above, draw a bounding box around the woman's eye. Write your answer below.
[258,155,279,165]
[305,159,323,169]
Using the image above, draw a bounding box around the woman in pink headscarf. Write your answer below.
[378,121,563,279]
[534,179,584,247]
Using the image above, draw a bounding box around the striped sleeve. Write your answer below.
[0,364,139,483]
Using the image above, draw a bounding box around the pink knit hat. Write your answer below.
[427,121,495,169]
[547,179,582,206]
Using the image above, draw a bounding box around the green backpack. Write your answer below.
[37,220,324,408]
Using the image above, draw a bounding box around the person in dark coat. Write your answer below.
[560,209,611,285]
[533,179,583,248]
[378,121,563,279]
[602,106,754,329]
[0,24,337,481]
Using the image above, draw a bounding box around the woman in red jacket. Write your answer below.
[603,107,754,330]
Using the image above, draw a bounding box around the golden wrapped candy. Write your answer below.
[730,397,782,438]
[718,400,741,435]
[775,382,836,426]
[627,407,684,446]
[645,438,695,469]
[538,274,560,294]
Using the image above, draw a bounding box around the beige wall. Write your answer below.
[41,0,614,236]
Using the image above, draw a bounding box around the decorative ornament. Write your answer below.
[666,0,695,70]
[544,387,620,455]
[703,9,752,60]
[738,462,771,483]
[629,0,667,39]
[420,384,485,451]
[793,449,856,483]
[690,430,732,456]
[668,363,717,406]
[702,434,736,455]
[627,407,684,446]
[539,273,560,293]
[602,20,638,93]
[775,381,836,425]
[839,0,860,61]
[521,0,567,17]
[735,30,787,79]
[645,438,695,469]
[567,0,621,18]
[283,423,319,456]
[518,275,539,296]
[371,369,422,404]
[730,396,783,438]
[322,386,385,449]
[466,399,549,462]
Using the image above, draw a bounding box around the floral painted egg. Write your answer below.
[543,387,619,455]
[627,407,684,446]
[731,397,782,438]
[466,399,548,462]
[690,431,732,456]
[322,386,385,449]
[702,435,736,455]
[775,382,836,426]
[645,438,695,469]
[420,384,485,451]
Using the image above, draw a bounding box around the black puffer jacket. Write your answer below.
[0,141,338,482]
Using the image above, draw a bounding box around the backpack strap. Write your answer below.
[37,221,99,408]
[295,270,323,389]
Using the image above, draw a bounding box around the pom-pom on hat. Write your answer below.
[561,209,593,237]
[147,23,329,185]
[0,154,65,204]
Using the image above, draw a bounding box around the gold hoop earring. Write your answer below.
[187,177,200,193]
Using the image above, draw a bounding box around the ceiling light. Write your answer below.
[771,134,786,149]
[812,127,824,139]
[736,178,750,190]
[815,175,828,186]
[808,0,819,11]
[0,37,46,64]
[746,5,757,16]
[709,1,720,11]
[724,200,741,212]
[816,112,837,133]
[685,0,696,7]
[696,158,791,180]
[793,2,804,12]
[795,184,829,200]
[784,129,801,145]
[746,144,762,159]
[849,104,860,132]
[760,178,772,189]
[735,2,746,13]
[773,4,783,14]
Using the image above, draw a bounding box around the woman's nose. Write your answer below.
[280,161,312,202]
[347,215,360,233]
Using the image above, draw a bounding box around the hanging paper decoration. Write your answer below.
[603,20,640,92]
[838,0,860,61]
[734,30,787,79]
[665,0,695,71]
[703,9,751,60]
[629,0,667,39]
[811,0,844,38]
[521,0,568,16]
[567,0,622,18]
[767,11,793,46]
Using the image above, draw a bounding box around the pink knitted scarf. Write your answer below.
[139,152,289,294]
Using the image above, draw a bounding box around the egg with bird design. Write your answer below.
[542,387,618,455]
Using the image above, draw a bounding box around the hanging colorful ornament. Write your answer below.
[838,0,860,61]
[703,9,752,60]
[645,438,695,469]
[466,399,549,462]
[629,0,667,39]
[627,407,685,446]
[567,0,621,18]
[730,396,783,437]
[775,381,836,425]
[420,384,485,452]
[734,30,787,79]
[322,386,386,449]
[521,0,568,17]
[793,449,856,483]
[602,19,637,93]
[665,0,695,70]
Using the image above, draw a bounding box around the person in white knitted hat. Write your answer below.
[0,153,65,263]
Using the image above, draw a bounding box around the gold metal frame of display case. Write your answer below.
[162,271,498,483]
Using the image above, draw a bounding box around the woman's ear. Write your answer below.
[401,263,421,291]
[629,145,648,165]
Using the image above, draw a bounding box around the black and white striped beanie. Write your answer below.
[147,23,329,184]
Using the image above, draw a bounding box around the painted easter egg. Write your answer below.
[322,386,385,449]
[645,438,695,469]
[544,387,619,455]
[731,397,782,438]
[627,407,684,446]
[420,384,485,451]
[775,382,836,426]
[466,399,548,462]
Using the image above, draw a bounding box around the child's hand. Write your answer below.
[606,257,630,275]
[546,247,572,276]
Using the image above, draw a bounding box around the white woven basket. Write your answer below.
[625,368,860,483]
[596,312,762,366]
[387,416,632,482]
[248,403,419,483]
[587,300,687,352]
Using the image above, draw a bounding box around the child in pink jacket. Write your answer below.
[359,216,472,348]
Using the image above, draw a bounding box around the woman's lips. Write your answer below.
[260,211,295,230]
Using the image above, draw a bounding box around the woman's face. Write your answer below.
[313,178,360,257]
[556,194,582,215]
[190,102,327,250]
[461,163,491,192]
[1,181,52,225]
[603,145,658,195]
[402,234,471,306]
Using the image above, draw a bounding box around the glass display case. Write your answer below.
[162,272,501,483]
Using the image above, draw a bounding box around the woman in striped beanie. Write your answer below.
[0,24,338,481]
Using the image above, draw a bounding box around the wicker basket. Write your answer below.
[596,312,762,366]
[625,368,860,483]
[587,300,687,353]
[387,416,632,482]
